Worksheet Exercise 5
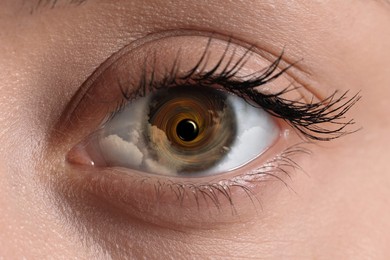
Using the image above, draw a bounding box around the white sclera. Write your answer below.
[98,95,176,175]
[95,91,279,176]
[208,95,279,173]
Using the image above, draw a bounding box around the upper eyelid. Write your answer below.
[54,32,359,145]
[60,30,305,122]
[56,32,279,130]
[112,38,359,141]
[101,40,281,122]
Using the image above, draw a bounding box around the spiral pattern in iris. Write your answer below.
[146,86,236,173]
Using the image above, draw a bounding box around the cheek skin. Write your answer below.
[0,0,389,259]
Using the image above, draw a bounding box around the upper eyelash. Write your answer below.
[116,37,360,141]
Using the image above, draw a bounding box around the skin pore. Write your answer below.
[0,0,390,259]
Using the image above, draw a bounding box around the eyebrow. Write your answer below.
[30,0,87,13]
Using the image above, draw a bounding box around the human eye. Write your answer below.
[57,33,359,228]
[75,84,280,176]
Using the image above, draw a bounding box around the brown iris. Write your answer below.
[146,86,236,174]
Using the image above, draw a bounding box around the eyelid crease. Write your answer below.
[54,32,360,146]
[54,32,361,149]
[58,31,293,124]
[27,0,87,14]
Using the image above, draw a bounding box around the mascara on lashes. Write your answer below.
[115,37,361,142]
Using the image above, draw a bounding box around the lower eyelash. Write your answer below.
[133,143,311,214]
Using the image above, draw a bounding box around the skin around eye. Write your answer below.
[1,0,387,256]
[70,85,279,176]
[57,33,358,229]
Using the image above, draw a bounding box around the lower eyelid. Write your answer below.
[63,129,308,230]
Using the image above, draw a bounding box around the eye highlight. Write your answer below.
[75,85,279,176]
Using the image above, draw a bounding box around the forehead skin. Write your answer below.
[0,0,390,259]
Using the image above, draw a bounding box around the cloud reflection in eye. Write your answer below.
[78,86,279,176]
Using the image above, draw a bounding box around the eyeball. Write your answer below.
[76,86,280,176]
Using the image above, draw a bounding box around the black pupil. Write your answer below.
[176,119,199,142]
